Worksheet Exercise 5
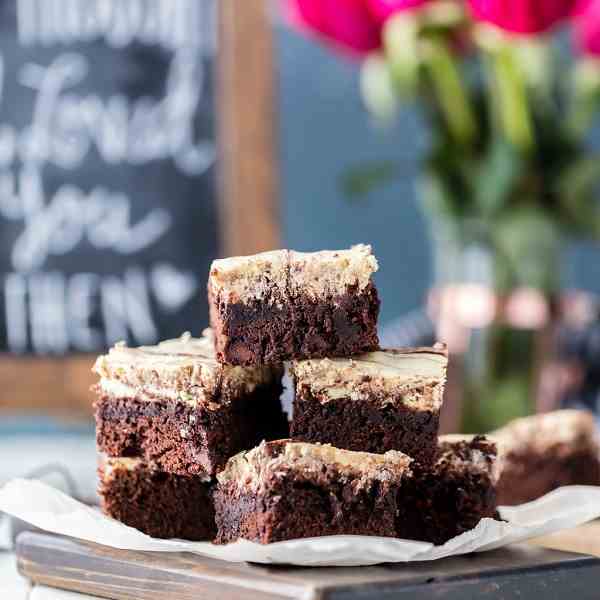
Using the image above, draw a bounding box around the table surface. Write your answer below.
[0,522,600,600]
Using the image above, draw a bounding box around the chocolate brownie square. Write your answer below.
[208,245,380,366]
[94,331,288,478]
[213,440,412,544]
[98,455,215,540]
[396,435,499,545]
[290,345,448,465]
[493,410,600,506]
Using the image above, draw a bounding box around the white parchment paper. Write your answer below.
[1,478,600,566]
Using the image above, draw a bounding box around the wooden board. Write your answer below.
[16,532,600,600]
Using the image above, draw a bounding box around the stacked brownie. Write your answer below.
[214,440,412,543]
[214,436,499,545]
[94,330,288,539]
[207,245,499,545]
[95,244,501,546]
[98,455,216,541]
[290,347,448,464]
[208,245,380,365]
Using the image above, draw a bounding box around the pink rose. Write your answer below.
[287,0,382,56]
[574,0,600,55]
[572,0,593,16]
[467,0,576,35]
[366,0,432,23]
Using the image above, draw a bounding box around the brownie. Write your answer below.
[98,455,215,540]
[290,345,448,465]
[94,331,288,477]
[493,410,600,506]
[213,439,412,544]
[396,435,499,545]
[208,245,380,366]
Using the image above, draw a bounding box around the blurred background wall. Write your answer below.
[277,24,600,325]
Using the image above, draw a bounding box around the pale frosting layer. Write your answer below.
[492,410,600,455]
[292,345,448,409]
[99,379,182,403]
[217,440,412,491]
[288,244,378,298]
[98,454,212,482]
[93,330,279,406]
[208,244,378,303]
[99,454,145,479]
[209,250,288,302]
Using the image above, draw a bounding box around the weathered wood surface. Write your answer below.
[16,532,600,600]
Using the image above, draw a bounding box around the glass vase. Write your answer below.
[428,218,563,433]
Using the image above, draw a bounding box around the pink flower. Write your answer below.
[574,0,600,55]
[467,0,576,35]
[287,0,382,56]
[366,0,432,23]
[572,0,593,16]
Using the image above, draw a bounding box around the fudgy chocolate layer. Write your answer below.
[396,436,498,545]
[210,283,380,366]
[290,390,439,465]
[213,462,401,544]
[99,460,215,540]
[95,382,288,477]
[497,447,600,506]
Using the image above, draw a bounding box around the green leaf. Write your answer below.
[340,161,399,200]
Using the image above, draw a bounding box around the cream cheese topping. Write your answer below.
[98,378,207,405]
[491,409,600,454]
[288,244,378,298]
[292,346,448,409]
[217,440,412,490]
[208,244,378,303]
[99,454,212,482]
[209,250,288,302]
[99,454,144,478]
[93,330,279,402]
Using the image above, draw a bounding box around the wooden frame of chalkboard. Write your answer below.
[0,0,280,417]
[218,0,281,256]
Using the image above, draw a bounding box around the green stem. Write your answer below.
[383,14,419,98]
[425,37,477,147]
[491,46,534,152]
[360,54,398,120]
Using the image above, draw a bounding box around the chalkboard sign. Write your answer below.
[0,0,218,355]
